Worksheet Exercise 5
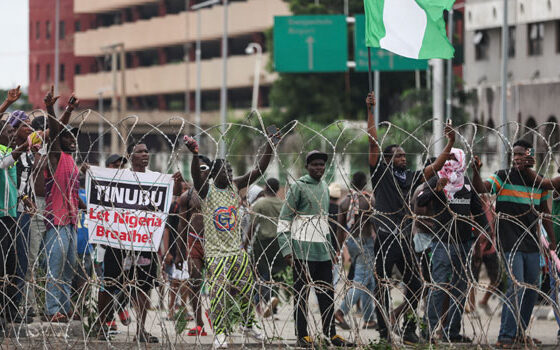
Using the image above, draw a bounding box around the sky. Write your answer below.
[0,1,29,90]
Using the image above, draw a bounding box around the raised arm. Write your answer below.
[366,92,379,168]
[43,86,62,168]
[184,136,208,198]
[471,155,492,193]
[234,131,279,190]
[423,121,455,180]
[0,86,22,114]
[336,197,350,254]
[541,199,557,251]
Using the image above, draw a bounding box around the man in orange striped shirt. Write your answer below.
[472,139,556,348]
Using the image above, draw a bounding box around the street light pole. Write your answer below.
[245,43,262,111]
[54,0,60,115]
[219,0,229,158]
[192,0,221,144]
[500,0,510,168]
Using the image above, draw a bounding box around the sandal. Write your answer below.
[496,338,517,349]
[187,326,208,336]
[134,331,159,343]
[362,321,377,329]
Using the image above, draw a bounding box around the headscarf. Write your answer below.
[437,148,466,200]
[7,110,29,128]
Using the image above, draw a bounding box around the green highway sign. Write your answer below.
[354,15,428,72]
[274,15,348,73]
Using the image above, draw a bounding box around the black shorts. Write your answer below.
[103,246,159,296]
[472,251,501,284]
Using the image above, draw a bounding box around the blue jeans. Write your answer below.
[45,224,77,315]
[340,236,376,322]
[14,212,31,307]
[498,251,540,341]
[426,240,471,339]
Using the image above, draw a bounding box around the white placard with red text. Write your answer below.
[86,166,174,252]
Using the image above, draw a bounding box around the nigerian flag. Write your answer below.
[364,0,455,59]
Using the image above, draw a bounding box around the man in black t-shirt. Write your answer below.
[472,140,556,348]
[417,148,488,344]
[365,92,455,344]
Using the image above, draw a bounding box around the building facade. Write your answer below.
[463,0,560,142]
[28,0,96,108]
[72,0,290,132]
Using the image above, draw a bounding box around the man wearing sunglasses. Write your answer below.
[177,155,212,337]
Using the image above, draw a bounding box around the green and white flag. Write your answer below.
[364,0,455,59]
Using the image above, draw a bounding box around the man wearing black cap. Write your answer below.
[277,150,354,348]
[105,154,127,169]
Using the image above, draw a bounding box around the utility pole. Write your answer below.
[219,0,228,158]
[192,0,220,143]
[120,44,127,155]
[184,0,191,123]
[500,0,510,168]
[54,0,60,115]
[103,43,126,155]
[446,8,454,122]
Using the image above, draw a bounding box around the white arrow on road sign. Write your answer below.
[306,36,315,70]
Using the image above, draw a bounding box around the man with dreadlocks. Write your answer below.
[366,91,455,344]
[184,131,277,349]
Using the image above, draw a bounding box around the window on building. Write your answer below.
[508,26,516,57]
[528,22,544,56]
[35,64,40,81]
[46,21,51,39]
[75,64,81,75]
[59,21,65,39]
[46,64,51,81]
[60,64,65,81]
[35,21,40,39]
[474,30,489,60]
[75,20,81,32]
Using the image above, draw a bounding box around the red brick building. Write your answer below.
[28,0,96,108]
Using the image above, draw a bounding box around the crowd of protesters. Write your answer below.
[1,86,560,349]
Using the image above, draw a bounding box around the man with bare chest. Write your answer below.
[178,155,212,337]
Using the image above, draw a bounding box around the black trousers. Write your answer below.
[374,233,423,336]
[292,259,336,339]
[0,216,18,319]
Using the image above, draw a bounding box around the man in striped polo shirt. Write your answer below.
[472,139,556,348]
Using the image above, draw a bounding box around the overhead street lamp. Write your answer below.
[245,43,262,112]
[192,0,221,143]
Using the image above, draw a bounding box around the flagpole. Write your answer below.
[367,47,379,128]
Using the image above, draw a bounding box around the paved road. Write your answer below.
[2,281,560,348]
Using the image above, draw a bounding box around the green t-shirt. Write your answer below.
[251,196,283,240]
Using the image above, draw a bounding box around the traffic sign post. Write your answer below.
[354,15,428,72]
[273,15,348,73]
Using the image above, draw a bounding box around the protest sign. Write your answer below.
[86,166,174,252]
